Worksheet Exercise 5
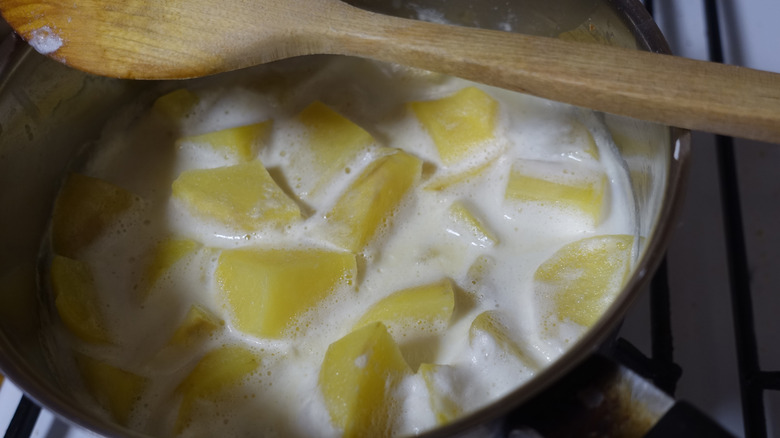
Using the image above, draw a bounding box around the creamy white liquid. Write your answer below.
[44,56,637,437]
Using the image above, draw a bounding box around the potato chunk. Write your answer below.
[50,255,110,344]
[51,173,138,258]
[409,87,498,166]
[505,163,607,225]
[354,280,455,369]
[152,89,199,120]
[168,305,223,347]
[534,235,634,327]
[216,248,356,338]
[298,101,373,155]
[143,238,202,293]
[324,150,422,252]
[563,120,599,160]
[559,24,611,45]
[447,201,499,247]
[290,101,375,198]
[319,322,411,438]
[423,159,496,191]
[172,161,301,231]
[176,121,272,161]
[469,311,540,370]
[418,363,462,425]
[76,354,147,425]
[175,345,261,433]
[354,279,454,336]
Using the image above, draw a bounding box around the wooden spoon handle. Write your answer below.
[320,7,780,144]
[4,0,778,143]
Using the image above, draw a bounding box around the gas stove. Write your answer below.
[2,0,778,437]
[617,1,779,437]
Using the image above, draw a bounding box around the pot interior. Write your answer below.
[0,1,688,436]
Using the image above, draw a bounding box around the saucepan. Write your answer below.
[0,0,690,436]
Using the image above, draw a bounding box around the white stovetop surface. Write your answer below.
[2,1,779,437]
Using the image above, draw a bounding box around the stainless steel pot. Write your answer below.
[0,1,690,436]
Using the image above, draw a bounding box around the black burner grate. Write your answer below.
[704,0,779,436]
[3,397,38,438]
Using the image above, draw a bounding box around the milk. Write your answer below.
[42,56,637,437]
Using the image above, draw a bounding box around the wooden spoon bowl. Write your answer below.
[1,0,779,143]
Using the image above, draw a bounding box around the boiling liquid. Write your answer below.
[43,56,637,437]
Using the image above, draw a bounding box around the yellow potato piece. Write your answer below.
[51,173,138,258]
[418,363,462,425]
[319,322,411,438]
[354,279,454,336]
[50,255,110,344]
[143,238,202,294]
[294,101,375,197]
[75,354,147,425]
[409,86,498,166]
[176,121,272,161]
[175,345,261,433]
[564,120,599,160]
[324,150,422,252]
[216,248,356,339]
[423,158,495,191]
[172,161,301,231]
[558,26,611,45]
[298,101,373,152]
[534,235,634,327]
[505,167,608,225]
[152,88,199,120]
[448,201,499,247]
[469,311,540,370]
[168,305,223,347]
[466,255,495,287]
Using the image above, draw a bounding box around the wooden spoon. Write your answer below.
[2,0,779,143]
